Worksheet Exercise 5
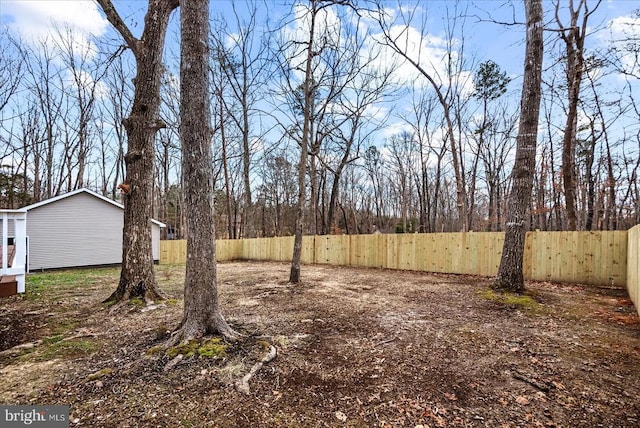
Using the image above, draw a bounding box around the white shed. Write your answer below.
[23,188,165,271]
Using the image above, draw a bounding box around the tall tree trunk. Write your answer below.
[98,0,178,304]
[241,97,253,238]
[493,0,544,293]
[220,97,235,239]
[171,0,236,342]
[290,1,319,283]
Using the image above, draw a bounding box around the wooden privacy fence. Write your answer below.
[161,230,628,287]
[627,225,640,315]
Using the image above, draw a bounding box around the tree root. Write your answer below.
[513,370,552,392]
[165,313,242,348]
[163,354,183,372]
[235,345,277,395]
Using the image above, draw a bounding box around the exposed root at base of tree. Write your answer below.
[163,354,184,372]
[104,297,164,315]
[165,313,241,347]
[102,279,165,307]
[490,279,525,295]
[235,345,277,395]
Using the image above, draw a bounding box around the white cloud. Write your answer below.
[2,0,108,56]
[364,21,474,97]
[600,13,640,77]
[280,2,343,79]
[64,69,109,100]
[609,14,640,38]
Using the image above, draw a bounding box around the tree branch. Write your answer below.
[96,0,140,56]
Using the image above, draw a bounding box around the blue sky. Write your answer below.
[2,0,637,78]
[2,1,635,93]
[1,0,639,162]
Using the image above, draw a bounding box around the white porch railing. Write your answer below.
[1,210,27,293]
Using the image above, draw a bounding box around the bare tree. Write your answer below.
[211,1,272,238]
[257,151,298,236]
[555,0,602,230]
[472,61,515,231]
[493,0,544,293]
[0,30,22,114]
[16,38,65,201]
[606,8,640,80]
[170,0,237,343]
[314,9,394,234]
[157,68,183,238]
[277,0,336,283]
[374,1,470,231]
[100,53,132,199]
[55,26,107,191]
[386,131,417,232]
[97,0,178,304]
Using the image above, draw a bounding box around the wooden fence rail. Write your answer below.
[161,230,628,287]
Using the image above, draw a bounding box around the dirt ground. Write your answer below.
[1,261,640,427]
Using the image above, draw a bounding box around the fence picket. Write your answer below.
[160,231,628,287]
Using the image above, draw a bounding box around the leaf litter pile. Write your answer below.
[1,262,640,427]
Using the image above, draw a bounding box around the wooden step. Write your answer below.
[0,275,18,297]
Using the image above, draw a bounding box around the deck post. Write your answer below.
[0,210,27,294]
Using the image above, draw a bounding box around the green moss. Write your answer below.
[197,338,228,358]
[256,340,271,351]
[146,345,164,356]
[86,368,113,381]
[129,297,145,307]
[165,338,228,359]
[480,289,544,314]
[166,340,200,358]
[103,300,117,308]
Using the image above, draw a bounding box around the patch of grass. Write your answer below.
[25,268,120,301]
[480,289,545,314]
[42,334,64,345]
[53,320,77,335]
[34,339,98,362]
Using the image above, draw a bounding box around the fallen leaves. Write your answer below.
[444,392,458,401]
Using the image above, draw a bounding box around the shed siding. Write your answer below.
[0,218,16,239]
[152,223,160,261]
[27,192,124,270]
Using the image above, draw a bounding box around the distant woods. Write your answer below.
[1,1,639,235]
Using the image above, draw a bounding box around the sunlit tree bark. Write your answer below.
[170,0,237,342]
[493,0,544,293]
[97,0,178,304]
